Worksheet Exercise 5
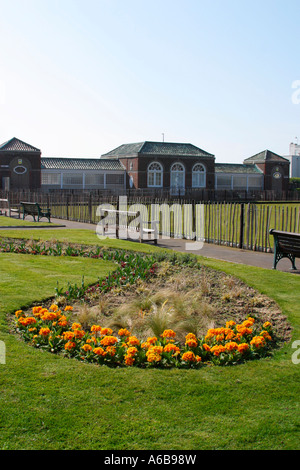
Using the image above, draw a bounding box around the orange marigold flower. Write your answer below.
[202,343,211,352]
[118,328,131,337]
[226,320,236,328]
[146,352,161,363]
[242,318,255,328]
[42,311,58,321]
[250,336,265,349]
[63,331,75,341]
[39,327,51,337]
[186,338,198,348]
[146,336,157,345]
[58,320,68,327]
[73,329,85,339]
[210,345,226,356]
[126,346,138,357]
[106,346,116,357]
[164,343,180,355]
[161,329,176,339]
[237,343,250,353]
[64,306,73,311]
[182,351,196,362]
[93,347,107,356]
[32,306,42,315]
[91,325,102,333]
[225,341,239,351]
[196,355,202,363]
[50,304,59,312]
[65,341,76,350]
[81,344,92,352]
[15,310,23,317]
[100,335,118,347]
[71,322,82,330]
[263,321,272,329]
[20,317,37,326]
[127,336,140,346]
[101,327,113,336]
[125,356,135,366]
[260,330,272,341]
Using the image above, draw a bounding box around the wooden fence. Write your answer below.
[2,191,300,252]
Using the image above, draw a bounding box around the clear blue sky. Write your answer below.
[0,0,299,162]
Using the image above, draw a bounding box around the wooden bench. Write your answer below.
[269,229,300,270]
[0,198,11,217]
[98,208,158,244]
[20,202,51,223]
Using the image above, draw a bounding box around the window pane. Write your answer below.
[85,174,104,186]
[233,175,247,189]
[42,173,60,185]
[217,175,231,189]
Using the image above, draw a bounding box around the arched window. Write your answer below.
[147,162,163,187]
[170,162,185,195]
[192,163,206,188]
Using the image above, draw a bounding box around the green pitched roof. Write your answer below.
[244,150,289,164]
[41,158,125,171]
[0,137,40,152]
[102,141,214,158]
[215,163,263,174]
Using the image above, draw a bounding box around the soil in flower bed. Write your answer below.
[35,260,292,348]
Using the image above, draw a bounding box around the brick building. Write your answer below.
[243,150,290,192]
[0,137,290,194]
[0,137,41,191]
[101,141,215,195]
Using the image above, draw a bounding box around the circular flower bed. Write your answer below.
[15,305,277,368]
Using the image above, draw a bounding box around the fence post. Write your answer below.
[239,203,244,249]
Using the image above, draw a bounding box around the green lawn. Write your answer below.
[0,215,61,227]
[0,230,299,450]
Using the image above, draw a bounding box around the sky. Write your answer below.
[0,0,300,163]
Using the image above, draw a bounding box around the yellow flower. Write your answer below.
[50,304,58,312]
[263,321,272,329]
[81,344,92,352]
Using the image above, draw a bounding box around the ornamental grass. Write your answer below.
[15,305,277,368]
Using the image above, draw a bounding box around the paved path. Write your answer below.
[1,215,299,274]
